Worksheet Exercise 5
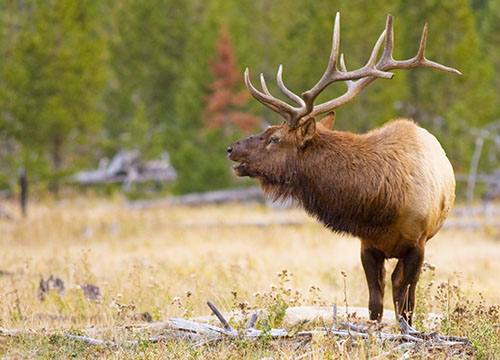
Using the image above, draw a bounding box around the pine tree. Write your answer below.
[104,0,189,158]
[170,0,263,193]
[0,1,19,188]
[397,0,496,175]
[477,0,500,112]
[1,0,107,189]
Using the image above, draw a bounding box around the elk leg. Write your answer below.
[391,246,424,325]
[360,246,386,321]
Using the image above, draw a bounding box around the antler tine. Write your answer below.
[277,65,305,107]
[416,23,428,60]
[327,12,341,77]
[244,68,298,121]
[377,18,462,75]
[379,14,395,65]
[339,54,354,90]
[310,14,461,117]
[302,13,394,121]
[259,73,272,95]
[244,13,461,127]
[301,12,341,114]
[414,23,462,74]
[367,29,388,69]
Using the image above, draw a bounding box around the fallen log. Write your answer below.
[128,187,265,209]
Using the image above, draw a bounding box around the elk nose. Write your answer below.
[227,146,233,156]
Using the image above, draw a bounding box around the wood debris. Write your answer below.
[62,301,471,358]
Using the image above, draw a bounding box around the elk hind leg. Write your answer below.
[391,246,425,325]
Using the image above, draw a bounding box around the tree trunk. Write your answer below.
[50,134,63,194]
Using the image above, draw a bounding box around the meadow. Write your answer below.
[0,197,499,359]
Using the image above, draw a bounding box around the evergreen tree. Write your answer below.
[0,0,496,196]
[397,0,496,174]
[476,0,500,113]
[1,0,107,189]
[170,0,262,193]
[104,0,189,159]
[0,1,19,188]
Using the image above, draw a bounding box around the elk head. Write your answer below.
[227,113,334,185]
[228,13,460,184]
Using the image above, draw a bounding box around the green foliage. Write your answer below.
[413,267,500,359]
[0,0,107,189]
[104,0,189,159]
[436,282,500,359]
[263,269,292,328]
[170,0,260,193]
[0,0,499,195]
[397,0,496,173]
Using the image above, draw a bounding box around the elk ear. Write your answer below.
[319,111,335,129]
[298,117,316,146]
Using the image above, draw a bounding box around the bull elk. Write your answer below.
[227,13,460,324]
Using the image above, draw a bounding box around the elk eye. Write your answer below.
[270,136,280,144]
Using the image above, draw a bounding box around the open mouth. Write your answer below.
[232,162,248,177]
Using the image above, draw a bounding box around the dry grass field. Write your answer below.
[0,197,499,359]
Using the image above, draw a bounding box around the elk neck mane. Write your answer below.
[259,125,406,239]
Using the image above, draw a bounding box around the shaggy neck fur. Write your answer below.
[260,129,400,239]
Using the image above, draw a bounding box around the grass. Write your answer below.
[0,196,499,358]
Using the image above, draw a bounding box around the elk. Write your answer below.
[227,13,460,324]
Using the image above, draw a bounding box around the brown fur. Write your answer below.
[228,117,455,323]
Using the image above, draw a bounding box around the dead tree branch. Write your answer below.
[31,301,470,357]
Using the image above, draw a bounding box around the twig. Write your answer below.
[206,301,234,333]
[247,312,258,329]
[65,332,115,346]
[397,316,470,345]
[398,316,417,335]
[332,303,338,330]
[436,334,471,345]
[340,321,369,333]
[169,318,226,337]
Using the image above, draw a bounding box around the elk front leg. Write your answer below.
[361,246,386,321]
[391,246,425,325]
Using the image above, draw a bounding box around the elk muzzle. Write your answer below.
[227,139,247,177]
[228,135,263,177]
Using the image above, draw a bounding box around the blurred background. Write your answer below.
[1,3,500,356]
[0,0,499,201]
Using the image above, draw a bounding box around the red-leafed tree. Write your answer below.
[204,24,260,134]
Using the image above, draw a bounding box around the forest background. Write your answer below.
[0,0,499,198]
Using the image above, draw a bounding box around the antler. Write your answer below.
[244,13,461,128]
